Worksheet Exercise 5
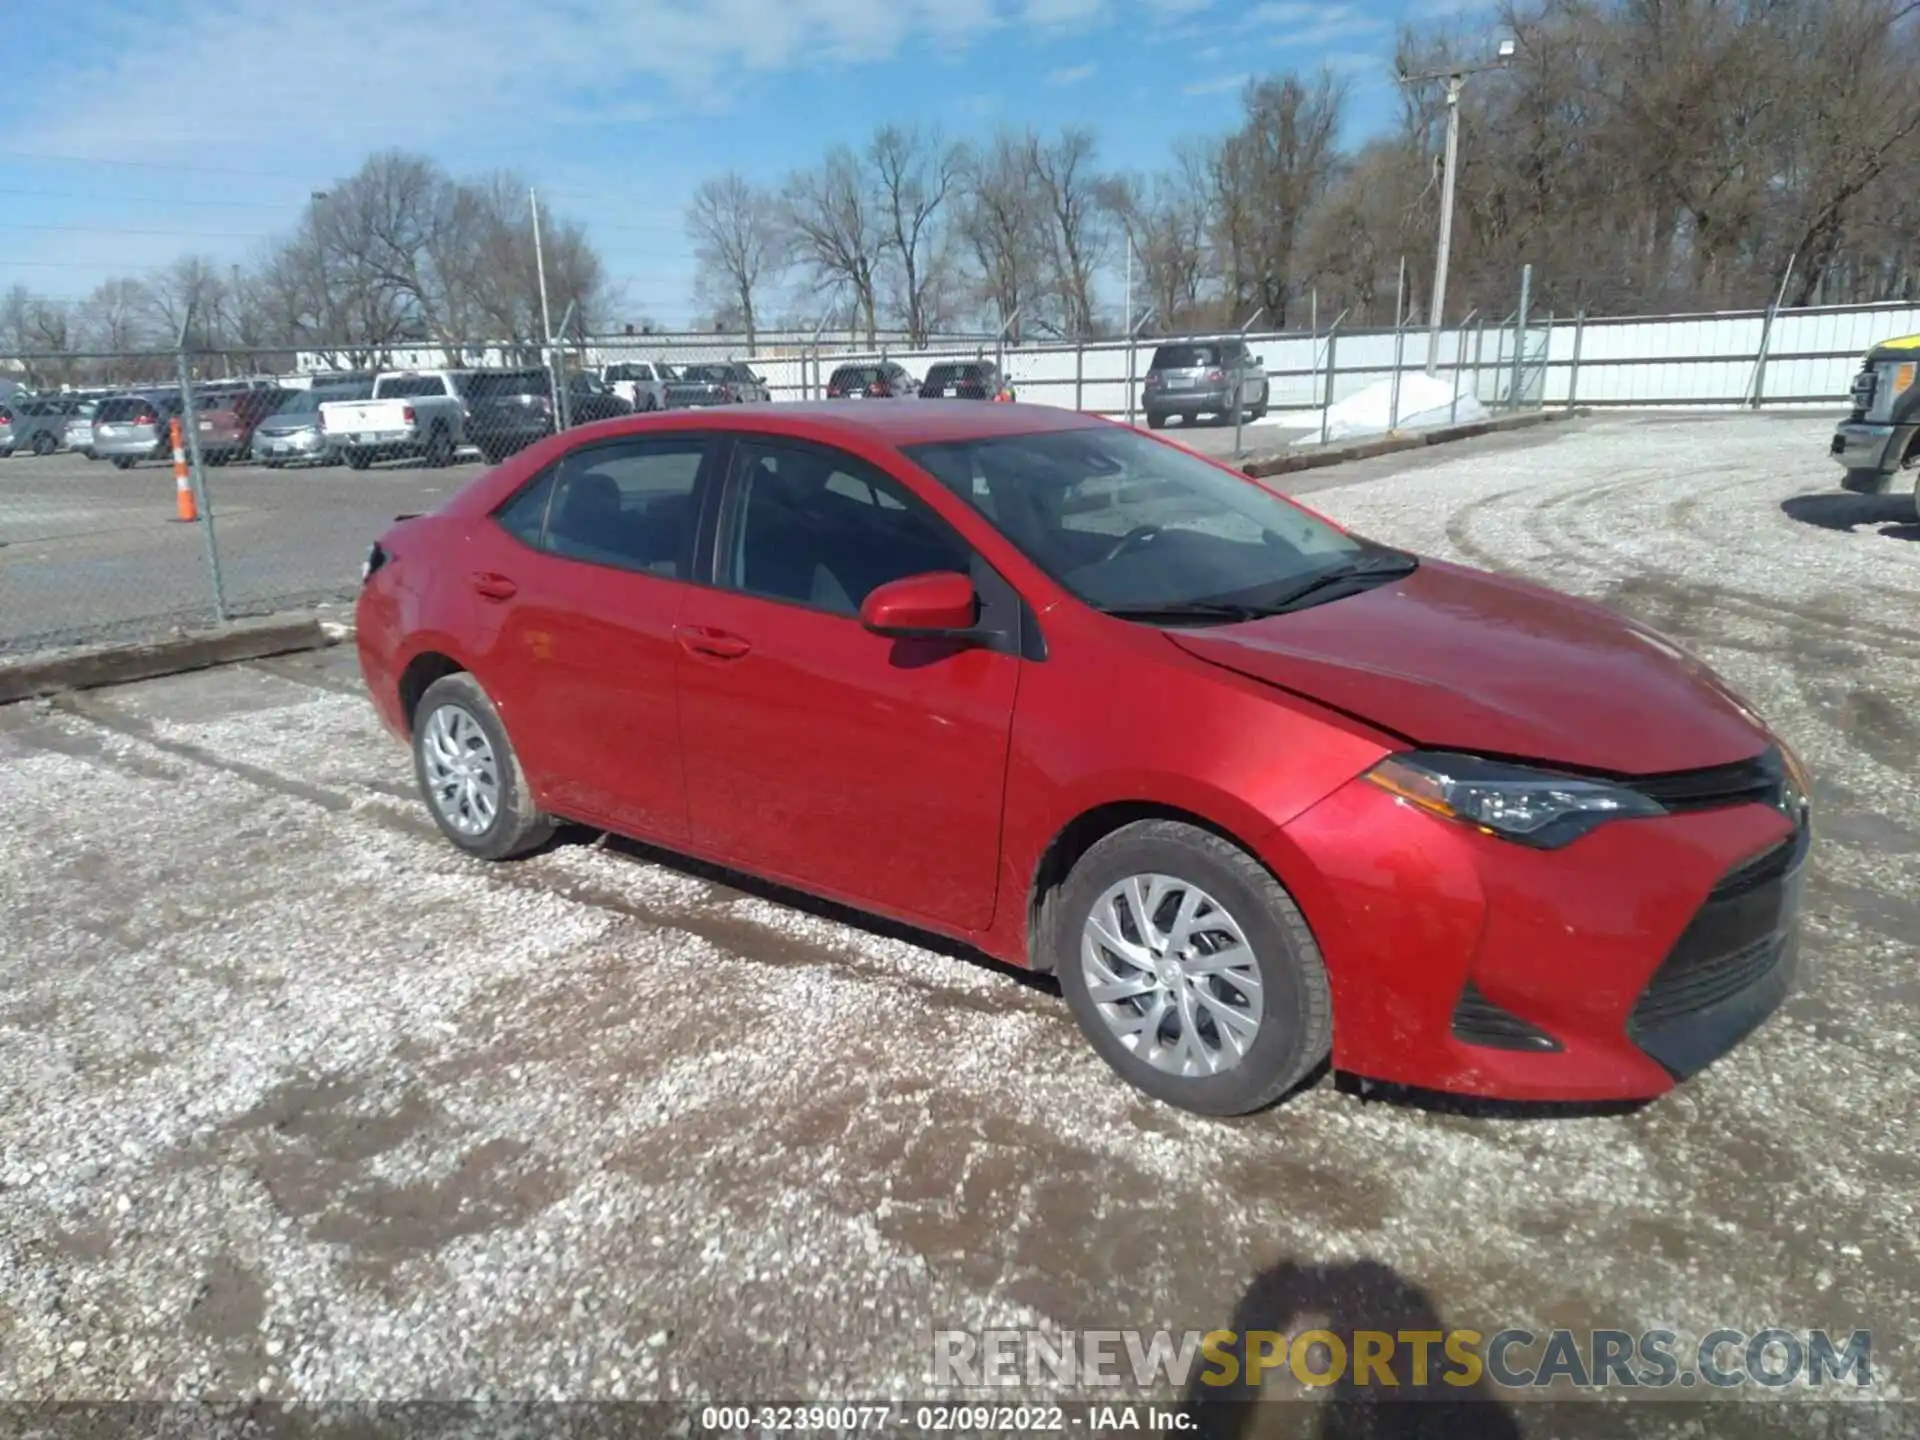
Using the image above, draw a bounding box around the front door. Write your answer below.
[675,437,1022,932]
[466,433,718,841]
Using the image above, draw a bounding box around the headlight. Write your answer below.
[1366,751,1665,849]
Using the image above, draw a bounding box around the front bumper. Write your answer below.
[1271,769,1806,1101]
[1829,421,1913,474]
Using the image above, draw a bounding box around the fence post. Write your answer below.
[174,331,227,623]
[1509,264,1533,410]
[1750,304,1778,410]
[1074,342,1084,412]
[1320,330,1339,447]
[1389,315,1407,431]
[1537,310,1553,410]
[1450,312,1475,424]
[1473,317,1486,406]
[1567,308,1586,413]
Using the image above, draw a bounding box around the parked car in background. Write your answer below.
[356,400,1810,1115]
[826,362,919,399]
[62,400,101,457]
[1142,340,1269,428]
[0,399,75,457]
[918,360,1012,401]
[601,361,675,412]
[91,392,180,468]
[664,362,770,409]
[318,371,467,469]
[254,382,370,467]
[225,386,293,458]
[1832,333,1920,496]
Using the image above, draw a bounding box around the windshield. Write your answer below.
[679,364,730,382]
[903,426,1372,614]
[281,385,371,415]
[465,372,550,401]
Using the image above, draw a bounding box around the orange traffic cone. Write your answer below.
[170,417,198,523]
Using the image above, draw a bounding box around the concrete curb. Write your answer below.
[0,618,335,706]
[1241,407,1591,480]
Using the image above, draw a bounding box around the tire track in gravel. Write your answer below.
[35,694,1061,1026]
[1445,467,1920,658]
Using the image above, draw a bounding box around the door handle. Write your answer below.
[675,625,751,660]
[470,571,518,601]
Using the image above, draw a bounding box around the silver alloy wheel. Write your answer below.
[420,703,501,836]
[1080,873,1263,1077]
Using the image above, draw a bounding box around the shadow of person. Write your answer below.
[1780,491,1919,536]
[1185,1257,1524,1440]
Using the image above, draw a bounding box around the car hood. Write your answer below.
[1166,559,1772,775]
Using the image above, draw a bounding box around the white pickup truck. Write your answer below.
[599,360,675,413]
[319,370,468,469]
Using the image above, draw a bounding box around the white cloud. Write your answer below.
[1020,0,1109,29]
[1045,63,1099,86]
[1183,73,1251,97]
[2,0,1006,171]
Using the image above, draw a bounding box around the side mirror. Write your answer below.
[859,570,979,637]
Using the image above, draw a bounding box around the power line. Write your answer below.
[0,186,303,210]
[0,223,272,240]
[0,149,310,181]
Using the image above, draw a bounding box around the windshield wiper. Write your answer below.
[1256,550,1419,613]
[1099,600,1270,626]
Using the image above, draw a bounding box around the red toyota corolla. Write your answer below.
[355,401,1811,1115]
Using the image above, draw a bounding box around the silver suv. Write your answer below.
[1142,340,1269,429]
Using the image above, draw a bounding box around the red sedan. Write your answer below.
[355,402,1811,1114]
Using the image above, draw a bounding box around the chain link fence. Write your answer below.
[4,276,1914,660]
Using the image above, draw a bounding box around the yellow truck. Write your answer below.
[1831,333,1920,495]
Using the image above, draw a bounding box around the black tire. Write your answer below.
[1252,385,1270,421]
[1053,820,1332,1116]
[31,432,56,457]
[1841,467,1890,495]
[346,449,372,471]
[111,456,136,470]
[424,425,454,468]
[411,673,555,861]
[1146,413,1167,431]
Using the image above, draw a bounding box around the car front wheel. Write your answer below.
[1054,820,1332,1115]
[411,673,555,860]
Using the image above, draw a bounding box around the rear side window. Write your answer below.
[97,397,159,423]
[466,371,551,401]
[375,375,449,399]
[1150,344,1221,369]
[540,439,710,578]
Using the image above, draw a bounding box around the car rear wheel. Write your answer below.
[1054,820,1332,1115]
[31,433,56,457]
[1146,413,1167,430]
[1842,467,1889,495]
[1252,385,1270,421]
[411,673,554,861]
[424,426,454,468]
[111,456,136,470]
[346,450,372,471]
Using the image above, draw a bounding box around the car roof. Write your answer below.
[592,400,1100,448]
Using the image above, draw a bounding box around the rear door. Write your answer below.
[462,432,720,840]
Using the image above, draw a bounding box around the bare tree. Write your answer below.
[1100,140,1218,330]
[687,173,786,351]
[868,125,960,345]
[956,133,1048,342]
[1026,128,1109,337]
[782,148,887,343]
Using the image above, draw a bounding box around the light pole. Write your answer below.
[1399,36,1515,375]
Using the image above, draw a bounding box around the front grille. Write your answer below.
[1628,747,1785,812]
[1451,982,1562,1052]
[1627,818,1808,1066]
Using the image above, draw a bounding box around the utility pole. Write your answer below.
[530,187,554,351]
[1399,35,1516,376]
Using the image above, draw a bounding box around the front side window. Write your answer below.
[540,439,709,577]
[377,376,449,399]
[903,426,1384,618]
[724,440,969,617]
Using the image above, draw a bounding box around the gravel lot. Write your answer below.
[0,414,1916,1418]
[0,451,482,656]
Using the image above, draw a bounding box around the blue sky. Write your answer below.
[0,0,1494,329]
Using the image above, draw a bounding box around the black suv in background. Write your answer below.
[826,362,919,398]
[919,360,1012,401]
[1142,340,1268,428]
[464,369,634,464]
